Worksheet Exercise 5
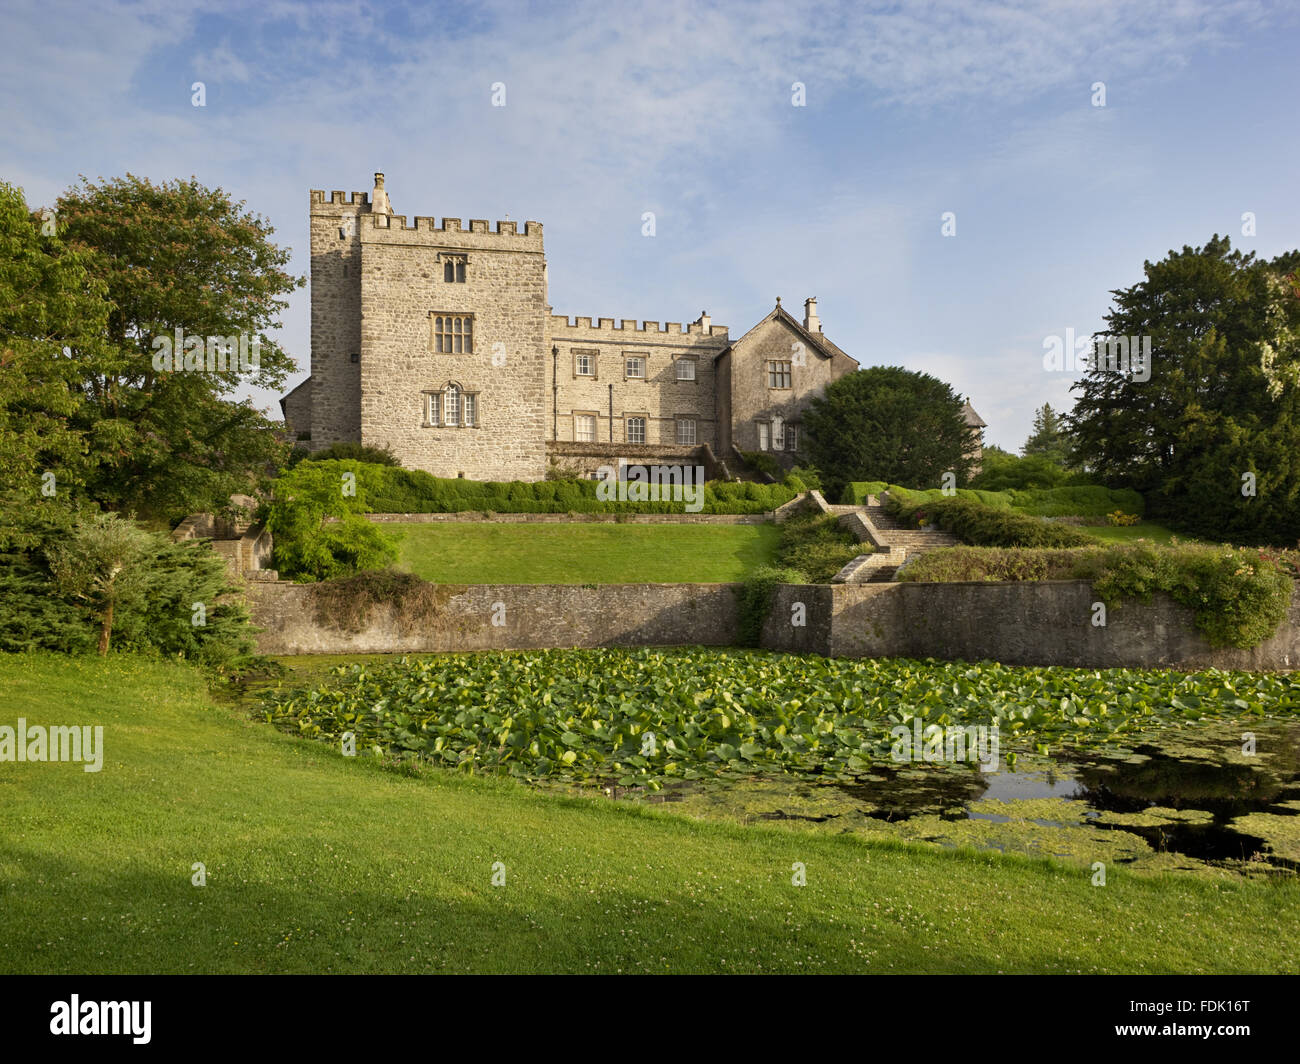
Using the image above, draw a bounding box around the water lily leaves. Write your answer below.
[258,648,1298,791]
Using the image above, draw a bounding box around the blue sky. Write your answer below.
[4,0,1298,450]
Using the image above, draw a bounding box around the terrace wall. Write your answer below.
[245,577,1300,669]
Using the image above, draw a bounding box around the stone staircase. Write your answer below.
[832,495,961,583]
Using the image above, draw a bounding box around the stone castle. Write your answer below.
[282,173,985,479]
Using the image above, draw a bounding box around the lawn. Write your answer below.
[1085,522,1185,544]
[1,651,1298,974]
[393,521,782,583]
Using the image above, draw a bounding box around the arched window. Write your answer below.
[423,383,478,428]
[445,384,461,426]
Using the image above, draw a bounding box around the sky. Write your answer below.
[4,0,1298,451]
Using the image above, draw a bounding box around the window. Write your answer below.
[443,256,467,283]
[773,419,785,451]
[432,314,474,353]
[574,414,597,442]
[625,356,645,379]
[768,360,792,388]
[787,424,799,452]
[757,422,769,451]
[676,418,696,445]
[627,417,646,444]
[676,358,696,381]
[425,384,478,428]
[350,352,359,363]
[575,352,594,376]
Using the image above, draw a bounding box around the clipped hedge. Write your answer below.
[897,543,1295,648]
[295,460,803,515]
[844,481,1144,519]
[888,489,1097,548]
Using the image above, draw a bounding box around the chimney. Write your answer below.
[371,172,392,215]
[803,297,821,333]
[697,310,711,332]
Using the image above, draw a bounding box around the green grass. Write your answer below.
[1084,522,1183,544]
[394,522,782,583]
[2,651,1298,973]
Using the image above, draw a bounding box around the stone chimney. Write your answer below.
[803,297,821,333]
[697,310,711,331]
[371,172,392,215]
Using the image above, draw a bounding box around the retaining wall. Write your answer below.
[246,577,1300,669]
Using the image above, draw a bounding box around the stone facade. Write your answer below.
[286,173,986,480]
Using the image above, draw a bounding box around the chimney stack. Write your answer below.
[697,310,711,332]
[371,172,392,215]
[803,297,821,333]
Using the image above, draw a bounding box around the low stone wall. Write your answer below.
[361,512,770,525]
[248,581,740,655]
[245,575,1300,670]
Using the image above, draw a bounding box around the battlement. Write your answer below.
[548,314,730,341]
[364,214,542,237]
[310,189,371,208]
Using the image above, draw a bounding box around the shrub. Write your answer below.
[738,565,808,647]
[888,490,1096,548]
[739,451,782,479]
[309,441,402,466]
[0,493,253,663]
[266,461,401,581]
[289,459,802,515]
[309,570,444,634]
[776,512,866,583]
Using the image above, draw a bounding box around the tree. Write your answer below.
[802,366,978,495]
[53,174,303,520]
[0,181,109,497]
[1020,403,1071,467]
[1066,236,1300,544]
[47,512,152,655]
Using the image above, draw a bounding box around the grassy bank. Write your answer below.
[394,522,782,584]
[1,652,1297,973]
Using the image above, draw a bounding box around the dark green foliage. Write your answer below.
[739,451,782,479]
[775,512,864,583]
[803,366,978,497]
[1020,403,1073,467]
[888,489,1097,547]
[0,493,253,662]
[737,566,807,647]
[972,446,1073,490]
[298,460,803,515]
[899,543,1294,649]
[307,442,402,466]
[1066,235,1300,546]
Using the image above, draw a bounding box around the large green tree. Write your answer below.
[1067,236,1300,544]
[802,366,977,494]
[54,174,303,520]
[0,180,108,498]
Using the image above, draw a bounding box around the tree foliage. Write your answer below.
[1066,236,1300,545]
[802,366,977,496]
[1021,403,1072,467]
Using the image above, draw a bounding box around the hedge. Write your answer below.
[887,489,1097,548]
[291,461,803,515]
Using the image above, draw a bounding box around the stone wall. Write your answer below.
[547,315,729,450]
[248,581,739,655]
[358,212,549,481]
[308,189,366,447]
[246,575,1298,669]
[724,309,856,464]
